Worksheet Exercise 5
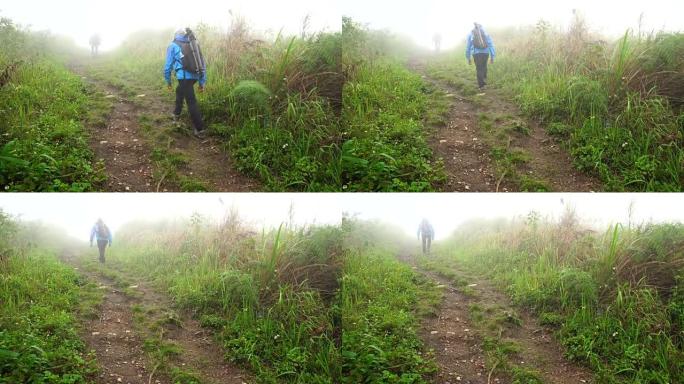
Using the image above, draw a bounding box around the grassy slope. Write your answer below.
[0,213,102,382]
[0,19,104,191]
[429,218,684,383]
[103,219,341,383]
[341,248,439,383]
[342,18,446,191]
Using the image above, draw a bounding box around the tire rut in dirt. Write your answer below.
[419,265,595,384]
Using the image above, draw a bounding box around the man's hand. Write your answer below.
[490,58,494,64]
[198,85,205,94]
[108,241,112,247]
[167,83,173,92]
[468,59,472,65]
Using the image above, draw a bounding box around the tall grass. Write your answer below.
[340,219,439,383]
[431,211,684,383]
[90,17,342,191]
[0,17,103,191]
[0,210,100,382]
[105,214,342,383]
[483,18,683,191]
[341,18,444,191]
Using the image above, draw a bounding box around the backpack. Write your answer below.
[97,224,109,239]
[174,34,205,75]
[472,25,488,49]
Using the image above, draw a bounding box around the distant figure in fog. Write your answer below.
[417,218,435,255]
[433,33,442,53]
[89,34,101,56]
[90,218,112,263]
[466,23,496,91]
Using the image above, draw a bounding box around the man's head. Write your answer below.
[96,218,104,225]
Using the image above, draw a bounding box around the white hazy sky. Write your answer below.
[0,0,341,51]
[342,0,683,49]
[0,194,682,242]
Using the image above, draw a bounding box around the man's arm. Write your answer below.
[487,34,496,60]
[163,44,176,85]
[108,229,113,246]
[89,226,95,245]
[465,34,473,62]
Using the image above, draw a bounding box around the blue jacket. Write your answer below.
[90,223,113,244]
[164,33,207,86]
[466,27,496,60]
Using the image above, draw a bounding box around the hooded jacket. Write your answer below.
[164,32,207,86]
[466,25,496,60]
[417,221,435,239]
[90,222,113,244]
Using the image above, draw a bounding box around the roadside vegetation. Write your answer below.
[341,219,439,383]
[427,208,684,383]
[342,18,445,191]
[0,210,101,382]
[102,212,342,383]
[0,17,104,191]
[88,16,342,191]
[428,15,684,191]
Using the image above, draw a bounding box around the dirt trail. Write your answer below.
[78,74,156,192]
[405,257,594,384]
[410,57,600,192]
[73,62,257,192]
[414,65,502,192]
[62,252,249,384]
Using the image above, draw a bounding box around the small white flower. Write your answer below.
[612,332,618,337]
[282,143,289,149]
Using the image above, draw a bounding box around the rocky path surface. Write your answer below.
[62,252,250,384]
[401,253,595,384]
[410,57,600,192]
[72,61,258,192]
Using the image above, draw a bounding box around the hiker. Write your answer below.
[90,218,112,264]
[164,28,207,138]
[466,23,496,90]
[433,33,442,53]
[89,34,101,56]
[417,219,435,255]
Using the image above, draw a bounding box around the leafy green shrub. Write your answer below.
[230,80,272,120]
[0,247,97,382]
[341,249,438,383]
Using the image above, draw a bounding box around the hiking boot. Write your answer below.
[172,114,181,126]
[193,128,207,139]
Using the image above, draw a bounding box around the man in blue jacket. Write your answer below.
[417,218,435,255]
[466,23,496,90]
[90,218,112,264]
[164,28,207,138]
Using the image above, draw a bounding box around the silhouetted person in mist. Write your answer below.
[164,28,207,138]
[89,34,101,56]
[433,33,442,53]
[90,218,112,263]
[417,219,435,255]
[466,23,496,90]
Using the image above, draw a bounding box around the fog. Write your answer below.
[0,0,341,51]
[342,0,684,49]
[0,194,682,242]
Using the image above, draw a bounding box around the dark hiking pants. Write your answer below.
[473,53,489,89]
[175,79,205,131]
[97,240,108,263]
[422,235,432,255]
